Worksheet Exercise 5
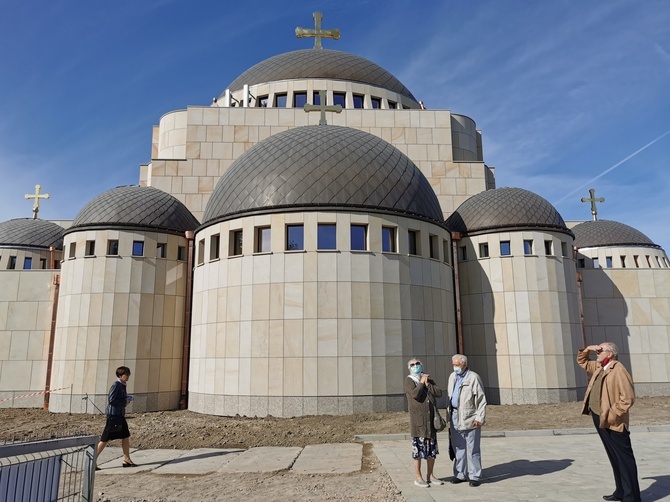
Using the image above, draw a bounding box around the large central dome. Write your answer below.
[203,125,444,225]
[223,49,416,101]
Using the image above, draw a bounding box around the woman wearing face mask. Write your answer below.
[404,358,443,487]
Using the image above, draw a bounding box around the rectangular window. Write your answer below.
[593,258,600,268]
[210,234,220,260]
[500,241,511,256]
[408,230,419,255]
[317,223,337,250]
[544,240,553,256]
[656,256,662,268]
[132,241,144,257]
[387,100,397,109]
[351,224,367,251]
[606,256,613,268]
[313,91,322,105]
[479,242,489,258]
[23,257,32,270]
[620,256,626,268]
[230,230,243,256]
[8,256,16,269]
[197,239,205,264]
[664,257,669,268]
[371,97,381,109]
[459,246,467,261]
[353,94,364,109]
[157,242,167,258]
[429,234,439,259]
[443,239,450,264]
[107,240,119,256]
[523,240,533,255]
[293,92,307,107]
[257,95,268,107]
[85,240,95,256]
[286,224,304,251]
[255,226,271,253]
[68,242,76,259]
[333,92,346,108]
[561,242,568,257]
[646,255,652,267]
[177,246,186,261]
[578,258,585,268]
[382,226,396,253]
[274,94,287,107]
[634,255,640,268]
[40,258,47,269]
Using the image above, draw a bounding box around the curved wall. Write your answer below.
[49,228,190,413]
[189,210,456,417]
[457,230,584,404]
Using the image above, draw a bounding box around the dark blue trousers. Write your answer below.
[591,412,641,502]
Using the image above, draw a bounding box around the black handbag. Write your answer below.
[427,393,447,432]
[108,415,124,432]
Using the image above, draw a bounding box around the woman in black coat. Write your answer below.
[96,366,136,469]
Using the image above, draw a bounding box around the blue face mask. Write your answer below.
[453,366,463,375]
[411,364,423,375]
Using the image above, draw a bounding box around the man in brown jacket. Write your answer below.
[578,342,641,502]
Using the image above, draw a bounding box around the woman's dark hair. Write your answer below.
[116,366,131,378]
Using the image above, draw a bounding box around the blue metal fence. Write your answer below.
[0,435,97,501]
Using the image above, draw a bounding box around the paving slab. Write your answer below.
[373,430,670,501]
[292,443,362,474]
[218,446,302,473]
[152,448,243,475]
[96,446,138,466]
[97,448,185,474]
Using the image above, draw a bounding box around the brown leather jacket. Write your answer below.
[577,349,635,432]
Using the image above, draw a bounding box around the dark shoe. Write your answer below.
[469,480,481,487]
[450,477,465,484]
[602,496,622,501]
[122,461,138,468]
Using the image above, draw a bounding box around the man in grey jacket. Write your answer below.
[447,354,487,486]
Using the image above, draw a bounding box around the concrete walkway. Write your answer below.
[368,426,670,501]
[95,426,670,501]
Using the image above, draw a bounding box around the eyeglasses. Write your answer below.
[596,348,611,354]
[409,361,421,367]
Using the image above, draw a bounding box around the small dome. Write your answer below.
[203,126,444,225]
[447,187,571,236]
[0,218,64,250]
[224,49,416,101]
[572,220,660,249]
[68,186,199,235]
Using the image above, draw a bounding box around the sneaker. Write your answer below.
[414,480,430,488]
[429,477,444,485]
[469,480,481,487]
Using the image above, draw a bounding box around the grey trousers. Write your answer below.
[450,410,483,481]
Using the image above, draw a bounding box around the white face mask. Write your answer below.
[453,366,463,375]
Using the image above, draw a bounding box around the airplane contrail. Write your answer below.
[554,128,670,205]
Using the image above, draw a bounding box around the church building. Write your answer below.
[1,13,668,416]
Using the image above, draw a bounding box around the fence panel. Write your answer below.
[0,435,97,501]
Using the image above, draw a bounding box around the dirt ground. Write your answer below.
[2,396,669,501]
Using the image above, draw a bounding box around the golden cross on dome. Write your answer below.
[25,184,50,219]
[304,90,342,125]
[581,188,605,221]
[295,12,340,50]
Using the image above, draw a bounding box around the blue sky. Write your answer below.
[1,0,669,252]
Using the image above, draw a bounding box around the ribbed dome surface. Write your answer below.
[0,218,64,249]
[203,126,444,224]
[572,220,660,249]
[224,49,416,101]
[447,187,570,235]
[69,186,199,234]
